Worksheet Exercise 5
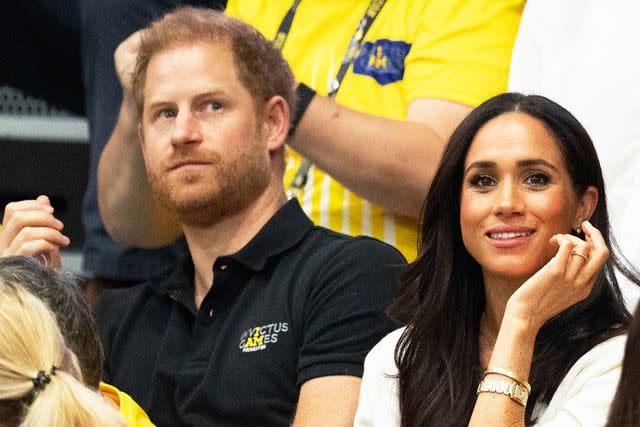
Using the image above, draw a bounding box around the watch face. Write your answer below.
[477,378,529,407]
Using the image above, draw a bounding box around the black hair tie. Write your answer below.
[32,365,58,392]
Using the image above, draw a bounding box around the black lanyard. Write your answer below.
[273,0,302,50]
[275,0,388,195]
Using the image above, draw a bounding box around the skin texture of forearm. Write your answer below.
[469,307,538,427]
[97,95,181,247]
[292,376,361,427]
[289,95,470,218]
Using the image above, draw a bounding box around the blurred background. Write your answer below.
[1,1,87,273]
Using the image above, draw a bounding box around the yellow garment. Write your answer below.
[227,0,524,260]
[100,382,155,427]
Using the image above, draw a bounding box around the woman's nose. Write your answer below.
[492,180,524,216]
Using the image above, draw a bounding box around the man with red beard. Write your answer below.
[93,7,405,426]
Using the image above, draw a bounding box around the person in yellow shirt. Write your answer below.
[98,0,524,261]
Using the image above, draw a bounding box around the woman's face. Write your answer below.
[460,112,594,283]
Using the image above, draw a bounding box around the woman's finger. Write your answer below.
[15,241,62,268]
[550,234,577,265]
[36,195,53,211]
[577,221,609,284]
[564,240,592,281]
[4,227,70,257]
[2,210,64,238]
[2,200,53,224]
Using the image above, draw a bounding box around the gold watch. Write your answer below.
[477,377,529,406]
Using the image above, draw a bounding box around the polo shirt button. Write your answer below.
[209,308,215,318]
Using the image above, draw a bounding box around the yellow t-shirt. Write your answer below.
[226,0,524,260]
[100,382,155,427]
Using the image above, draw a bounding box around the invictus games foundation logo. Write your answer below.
[239,322,289,353]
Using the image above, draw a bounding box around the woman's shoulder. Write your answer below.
[355,328,406,426]
[364,327,406,374]
[534,333,627,425]
[553,333,627,397]
[572,333,627,371]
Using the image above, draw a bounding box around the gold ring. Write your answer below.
[570,249,589,261]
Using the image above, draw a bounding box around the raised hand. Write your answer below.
[0,196,70,268]
[506,221,609,331]
[114,29,144,93]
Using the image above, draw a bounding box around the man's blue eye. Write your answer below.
[210,102,222,111]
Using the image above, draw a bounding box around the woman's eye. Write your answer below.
[469,175,496,188]
[524,173,549,186]
[210,101,222,111]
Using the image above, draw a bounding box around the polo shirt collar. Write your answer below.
[230,198,313,271]
[152,198,313,295]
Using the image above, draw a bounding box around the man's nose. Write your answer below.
[171,111,202,145]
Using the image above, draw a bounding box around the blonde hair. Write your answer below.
[0,282,126,426]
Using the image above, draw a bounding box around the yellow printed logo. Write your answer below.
[239,322,289,353]
[368,46,388,69]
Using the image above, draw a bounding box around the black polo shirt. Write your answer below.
[94,199,406,426]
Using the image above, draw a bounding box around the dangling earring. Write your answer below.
[576,224,583,235]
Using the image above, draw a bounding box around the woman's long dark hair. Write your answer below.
[606,301,640,426]
[388,93,639,426]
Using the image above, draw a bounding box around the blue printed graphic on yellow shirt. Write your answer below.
[353,39,412,85]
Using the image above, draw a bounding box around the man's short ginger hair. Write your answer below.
[132,6,296,118]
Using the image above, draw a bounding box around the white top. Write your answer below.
[508,0,640,306]
[354,328,626,426]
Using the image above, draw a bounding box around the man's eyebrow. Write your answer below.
[146,90,228,111]
[193,90,227,102]
[146,100,174,112]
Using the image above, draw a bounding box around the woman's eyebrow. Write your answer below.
[517,158,559,172]
[464,161,495,175]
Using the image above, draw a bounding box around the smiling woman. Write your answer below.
[354,93,640,426]
[460,112,598,286]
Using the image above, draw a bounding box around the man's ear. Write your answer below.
[261,96,290,152]
[577,185,598,224]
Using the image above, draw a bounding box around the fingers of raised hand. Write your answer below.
[115,30,144,91]
[547,234,592,298]
[2,227,70,259]
[2,199,54,225]
[559,234,591,274]
[2,208,63,236]
[1,202,68,256]
[555,222,609,297]
[14,240,63,268]
[576,220,609,283]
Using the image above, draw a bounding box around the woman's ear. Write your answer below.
[577,185,598,225]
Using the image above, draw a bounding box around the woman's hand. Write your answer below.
[0,196,70,268]
[506,220,609,331]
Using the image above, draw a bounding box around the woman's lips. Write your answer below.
[485,229,535,248]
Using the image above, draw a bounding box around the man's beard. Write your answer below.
[146,145,271,228]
